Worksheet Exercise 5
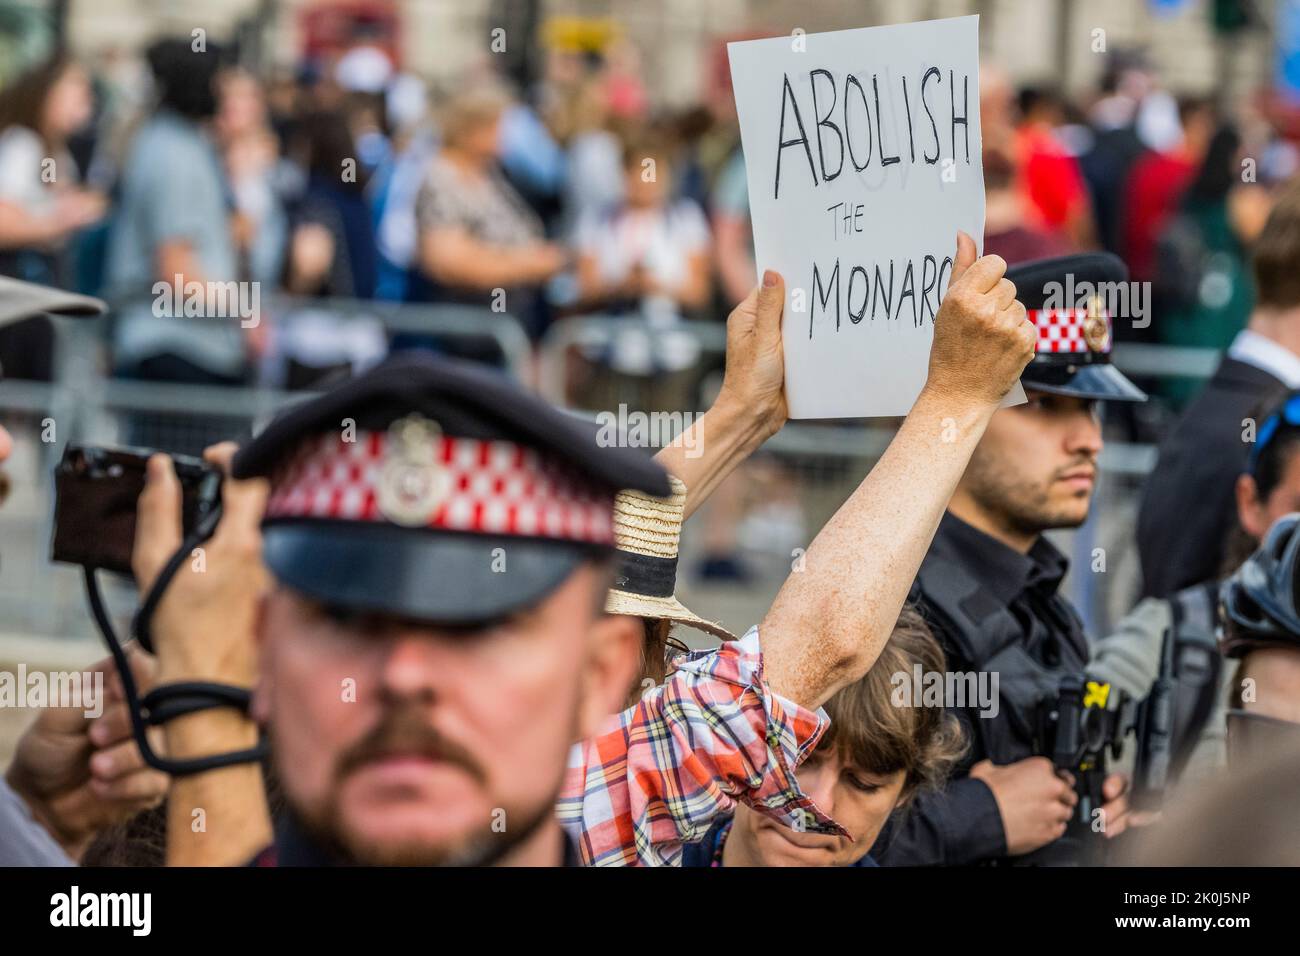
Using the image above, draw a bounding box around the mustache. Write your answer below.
[335,706,486,785]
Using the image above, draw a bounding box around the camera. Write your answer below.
[50,444,223,576]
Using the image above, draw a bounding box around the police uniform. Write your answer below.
[872,253,1146,866]
[228,350,670,865]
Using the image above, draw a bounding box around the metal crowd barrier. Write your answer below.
[268,295,534,378]
[0,303,1222,643]
[538,313,1206,471]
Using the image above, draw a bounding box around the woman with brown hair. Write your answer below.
[0,54,105,378]
[591,438,967,868]
[681,605,966,866]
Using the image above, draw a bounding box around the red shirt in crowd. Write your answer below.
[1122,149,1197,283]
[1015,124,1089,235]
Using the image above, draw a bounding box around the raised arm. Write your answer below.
[761,232,1034,709]
[655,271,787,519]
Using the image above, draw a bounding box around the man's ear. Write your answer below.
[576,612,641,741]
[1236,473,1268,540]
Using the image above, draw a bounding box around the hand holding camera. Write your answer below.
[52,441,270,775]
[131,443,270,688]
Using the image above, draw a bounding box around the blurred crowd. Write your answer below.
[0,29,729,393]
[1,28,1297,408]
[980,56,1296,410]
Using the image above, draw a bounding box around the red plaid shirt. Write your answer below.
[557,626,847,866]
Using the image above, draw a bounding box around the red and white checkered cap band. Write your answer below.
[265,430,615,545]
[1029,307,1110,355]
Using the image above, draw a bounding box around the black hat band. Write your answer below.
[613,550,678,599]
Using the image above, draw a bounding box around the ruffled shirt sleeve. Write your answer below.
[557,625,847,866]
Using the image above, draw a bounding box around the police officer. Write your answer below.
[126,350,671,866]
[873,252,1147,866]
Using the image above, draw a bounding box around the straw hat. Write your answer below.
[604,475,736,641]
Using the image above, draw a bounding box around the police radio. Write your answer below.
[1130,628,1178,812]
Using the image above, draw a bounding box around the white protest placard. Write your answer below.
[729,16,1020,418]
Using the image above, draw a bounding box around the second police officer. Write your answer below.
[873,253,1148,866]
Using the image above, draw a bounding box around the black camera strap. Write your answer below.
[82,507,268,776]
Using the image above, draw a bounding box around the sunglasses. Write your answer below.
[1248,393,1300,475]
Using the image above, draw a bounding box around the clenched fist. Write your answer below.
[970,756,1077,857]
[926,231,1036,407]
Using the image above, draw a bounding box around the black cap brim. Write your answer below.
[263,521,606,624]
[1022,363,1147,402]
